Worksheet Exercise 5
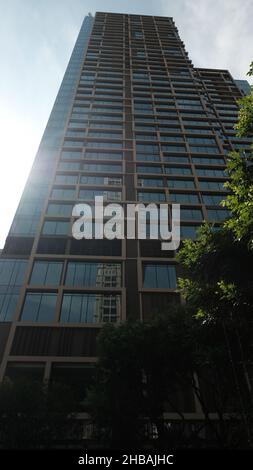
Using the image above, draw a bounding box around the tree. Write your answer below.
[235,62,253,137]
[221,152,253,248]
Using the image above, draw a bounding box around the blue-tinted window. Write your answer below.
[189,146,219,154]
[167,179,195,189]
[199,181,226,190]
[21,293,57,322]
[170,193,200,204]
[138,191,166,202]
[42,220,69,235]
[137,165,162,174]
[83,163,122,172]
[181,225,199,239]
[202,194,225,205]
[164,155,189,163]
[165,167,192,175]
[138,178,164,187]
[85,152,122,160]
[0,259,28,321]
[65,262,121,287]
[196,168,226,177]
[55,174,78,184]
[0,292,20,322]
[162,145,186,152]
[143,264,177,288]
[207,209,230,221]
[47,203,73,217]
[79,189,121,201]
[136,144,159,153]
[30,261,63,285]
[58,162,80,170]
[181,209,203,220]
[51,188,76,199]
[192,157,224,165]
[60,293,120,323]
[136,154,160,162]
[86,141,122,149]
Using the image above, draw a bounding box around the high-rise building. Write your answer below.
[0,11,251,419]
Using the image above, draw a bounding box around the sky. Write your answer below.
[0,0,252,248]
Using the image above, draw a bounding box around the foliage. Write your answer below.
[234,94,253,137]
[221,152,253,248]
[235,62,253,136]
[177,224,253,322]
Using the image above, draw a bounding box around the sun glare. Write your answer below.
[0,108,40,248]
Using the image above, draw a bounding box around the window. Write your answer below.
[170,193,200,204]
[133,32,143,39]
[21,293,57,322]
[65,262,121,287]
[138,191,166,202]
[189,146,219,154]
[196,168,227,177]
[88,131,122,139]
[83,163,122,173]
[30,261,63,285]
[181,225,199,239]
[51,188,76,200]
[136,133,157,141]
[85,152,122,161]
[80,175,122,186]
[136,153,160,162]
[42,221,69,235]
[89,123,123,130]
[181,209,203,220]
[55,175,78,184]
[192,157,224,165]
[167,179,195,189]
[137,165,162,174]
[136,144,159,153]
[47,203,73,217]
[207,209,230,221]
[80,175,105,185]
[60,293,121,323]
[165,167,192,175]
[0,260,28,321]
[164,155,189,163]
[61,151,82,160]
[58,162,80,171]
[86,141,122,149]
[160,135,184,142]
[89,113,122,121]
[143,264,177,288]
[138,178,164,187]
[162,145,186,152]
[79,189,121,201]
[10,216,39,236]
[202,194,225,205]
[199,181,226,190]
